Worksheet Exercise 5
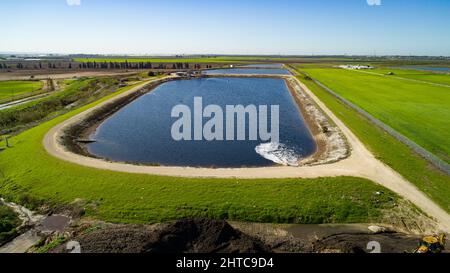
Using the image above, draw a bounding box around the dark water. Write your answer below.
[397,66,450,72]
[203,68,291,75]
[87,77,316,167]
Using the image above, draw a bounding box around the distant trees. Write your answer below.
[0,61,205,71]
[73,60,156,70]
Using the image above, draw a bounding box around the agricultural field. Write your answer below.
[367,68,450,86]
[297,65,450,164]
[0,81,43,101]
[0,78,105,133]
[74,56,287,64]
[293,70,450,213]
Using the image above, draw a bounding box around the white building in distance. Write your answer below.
[338,64,374,70]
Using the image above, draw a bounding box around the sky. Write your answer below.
[1,0,450,56]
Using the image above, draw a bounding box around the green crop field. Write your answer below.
[367,68,450,86]
[291,69,450,213]
[0,81,43,101]
[0,80,405,225]
[297,66,450,163]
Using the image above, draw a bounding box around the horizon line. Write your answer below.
[1,52,450,58]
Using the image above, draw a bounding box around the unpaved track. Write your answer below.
[0,231,41,253]
[43,76,450,232]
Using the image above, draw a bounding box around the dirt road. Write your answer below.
[43,76,450,233]
[0,70,139,81]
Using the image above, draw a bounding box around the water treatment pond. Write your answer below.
[87,77,316,167]
[203,68,291,75]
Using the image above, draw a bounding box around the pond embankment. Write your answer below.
[60,74,347,168]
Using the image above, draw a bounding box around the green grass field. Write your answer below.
[292,71,450,213]
[298,66,450,163]
[0,81,43,101]
[74,56,290,64]
[0,80,404,224]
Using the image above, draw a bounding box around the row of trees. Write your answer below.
[0,62,214,70]
[77,61,209,70]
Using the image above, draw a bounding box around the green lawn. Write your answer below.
[292,71,450,213]
[0,81,43,101]
[0,80,403,225]
[299,67,450,163]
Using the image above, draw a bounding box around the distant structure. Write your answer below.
[171,71,200,77]
[338,64,374,70]
[173,72,188,76]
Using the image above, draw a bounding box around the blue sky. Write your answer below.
[1,0,449,56]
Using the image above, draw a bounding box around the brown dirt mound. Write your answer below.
[56,219,271,253]
[143,218,271,253]
[312,233,421,253]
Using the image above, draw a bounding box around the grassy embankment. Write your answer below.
[0,78,405,224]
[292,66,450,212]
[0,81,44,102]
[74,56,290,64]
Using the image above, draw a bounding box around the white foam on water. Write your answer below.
[255,142,300,167]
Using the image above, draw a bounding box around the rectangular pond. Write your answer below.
[203,68,291,75]
[87,77,316,167]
